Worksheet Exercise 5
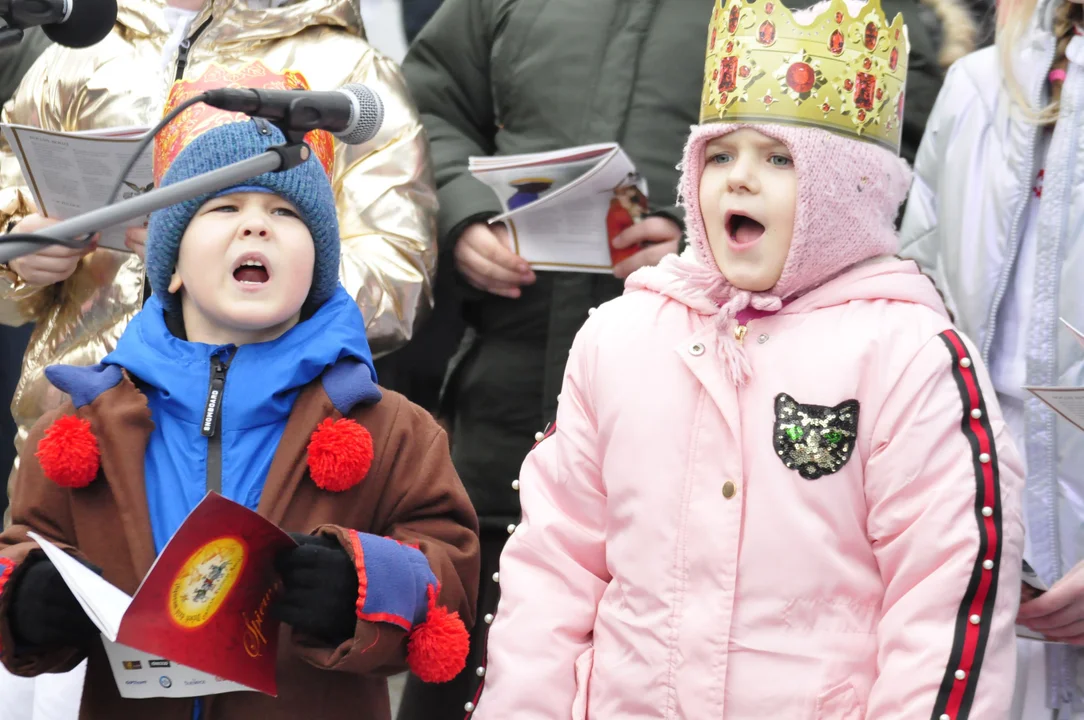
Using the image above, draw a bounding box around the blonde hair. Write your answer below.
[998,0,1081,123]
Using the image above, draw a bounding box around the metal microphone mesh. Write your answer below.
[337,84,384,145]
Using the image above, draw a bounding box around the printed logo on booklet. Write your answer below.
[169,537,246,629]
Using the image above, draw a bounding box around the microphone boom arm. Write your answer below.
[0,141,313,264]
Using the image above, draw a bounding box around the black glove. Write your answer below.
[273,532,358,646]
[9,553,101,651]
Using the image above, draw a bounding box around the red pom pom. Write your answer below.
[35,415,99,489]
[307,418,373,492]
[407,585,469,683]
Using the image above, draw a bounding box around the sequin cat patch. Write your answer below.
[773,393,859,480]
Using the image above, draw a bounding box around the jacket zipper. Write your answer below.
[174,16,213,82]
[980,45,1055,364]
[201,352,232,495]
[982,40,1068,708]
[1046,51,1080,712]
[196,349,231,720]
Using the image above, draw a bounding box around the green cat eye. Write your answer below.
[785,426,804,442]
[824,431,843,444]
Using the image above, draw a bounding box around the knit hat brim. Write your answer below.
[145,120,341,316]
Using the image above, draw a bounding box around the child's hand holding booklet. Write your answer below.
[27,493,295,699]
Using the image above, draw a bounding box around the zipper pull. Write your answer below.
[201,357,228,438]
[173,17,213,82]
[175,39,192,81]
[734,324,748,344]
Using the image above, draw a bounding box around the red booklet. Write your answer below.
[29,493,296,698]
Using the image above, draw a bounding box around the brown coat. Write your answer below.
[0,372,480,719]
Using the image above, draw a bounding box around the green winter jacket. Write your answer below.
[402,0,707,524]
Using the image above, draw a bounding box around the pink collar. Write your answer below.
[736,301,789,325]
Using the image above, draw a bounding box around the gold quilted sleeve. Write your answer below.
[333,51,438,357]
[0,70,53,327]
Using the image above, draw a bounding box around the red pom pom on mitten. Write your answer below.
[307,418,374,492]
[406,584,470,683]
[35,415,100,489]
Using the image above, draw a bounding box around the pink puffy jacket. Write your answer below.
[472,256,1025,720]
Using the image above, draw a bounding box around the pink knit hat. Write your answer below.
[681,121,910,299]
[627,122,911,385]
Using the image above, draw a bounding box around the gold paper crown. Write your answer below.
[701,0,909,153]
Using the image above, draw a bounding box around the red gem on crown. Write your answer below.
[758,20,776,45]
[765,2,774,13]
[864,22,878,50]
[786,62,816,94]
[739,65,751,77]
[863,57,872,70]
[718,56,739,92]
[829,29,845,56]
[890,47,899,70]
[854,72,876,110]
[835,11,843,23]
[729,5,740,32]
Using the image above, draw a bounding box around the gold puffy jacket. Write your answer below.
[0,0,438,518]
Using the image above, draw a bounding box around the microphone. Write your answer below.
[202,84,385,146]
[0,0,118,48]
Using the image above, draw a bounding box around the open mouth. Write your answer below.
[725,211,766,247]
[231,254,271,285]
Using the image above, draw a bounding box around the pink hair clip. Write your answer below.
[1050,68,1068,83]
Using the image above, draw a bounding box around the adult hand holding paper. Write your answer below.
[1018,559,1084,645]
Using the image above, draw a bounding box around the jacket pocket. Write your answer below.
[814,681,864,720]
[572,646,594,720]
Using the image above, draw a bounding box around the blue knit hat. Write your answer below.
[145,119,340,315]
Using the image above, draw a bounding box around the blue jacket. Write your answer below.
[102,285,377,553]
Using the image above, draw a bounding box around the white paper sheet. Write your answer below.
[1026,386,1084,433]
[26,531,130,641]
[470,143,646,273]
[1062,318,1084,349]
[1,123,152,252]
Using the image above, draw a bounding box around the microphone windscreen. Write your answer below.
[337,84,384,145]
[43,0,118,48]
